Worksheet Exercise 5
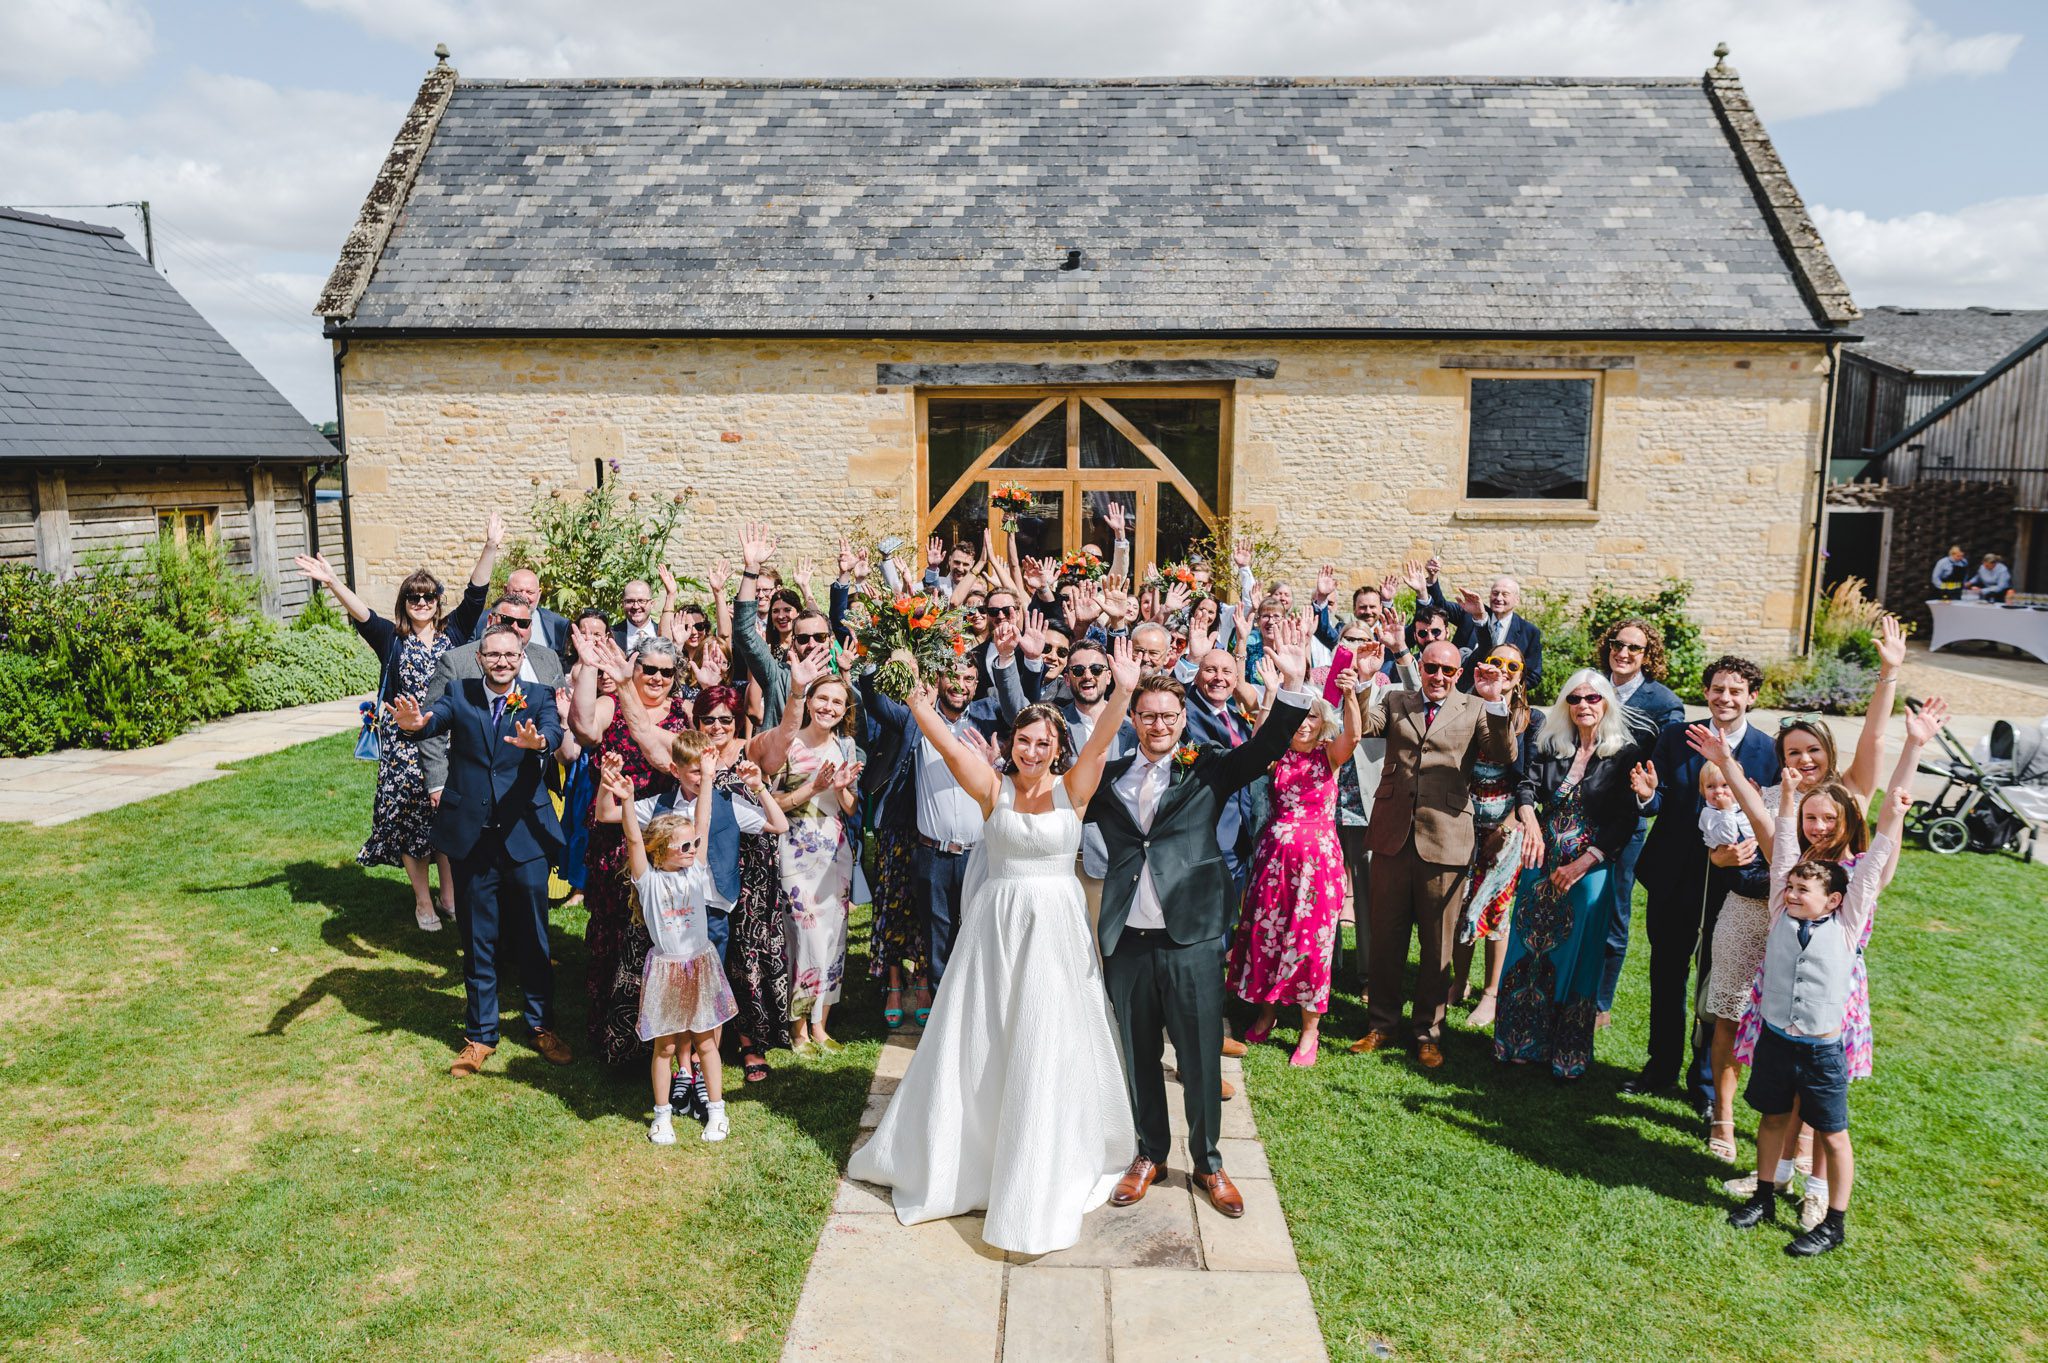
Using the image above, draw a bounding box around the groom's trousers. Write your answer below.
[1104,927,1226,1176]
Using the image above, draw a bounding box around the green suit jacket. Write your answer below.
[1085,694,1310,956]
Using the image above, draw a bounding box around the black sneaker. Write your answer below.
[1786,1220,1845,1257]
[1727,1189,1781,1230]
[670,1070,702,1121]
[690,1070,713,1122]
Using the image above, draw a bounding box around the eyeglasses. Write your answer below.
[479,652,521,663]
[1608,640,1647,654]
[986,605,1016,619]
[698,713,735,727]
[1341,636,1371,647]
[1043,643,1070,656]
[1420,662,1459,677]
[622,597,653,608]
[964,607,986,618]
[1565,692,1605,706]
[1483,655,1523,674]
[492,614,533,630]
[404,591,440,605]
[640,664,677,679]
[1133,710,1183,726]
[1068,663,1108,677]
[1415,627,1448,640]
[793,632,831,646]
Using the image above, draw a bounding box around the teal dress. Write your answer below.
[1493,773,1613,1079]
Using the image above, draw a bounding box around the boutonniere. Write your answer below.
[1174,743,1200,771]
[502,688,529,714]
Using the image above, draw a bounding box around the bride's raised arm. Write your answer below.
[1063,634,1140,810]
[908,678,1004,819]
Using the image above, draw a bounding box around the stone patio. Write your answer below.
[782,1031,1328,1362]
[0,696,368,825]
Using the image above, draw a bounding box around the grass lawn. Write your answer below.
[1248,847,2048,1363]
[0,734,885,1362]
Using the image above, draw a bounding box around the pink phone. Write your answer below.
[1323,646,1355,705]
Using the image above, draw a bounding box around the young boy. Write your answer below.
[1696,763,1753,850]
[1727,773,1907,1256]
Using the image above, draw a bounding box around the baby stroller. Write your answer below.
[1903,700,2045,861]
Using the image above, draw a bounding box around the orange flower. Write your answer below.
[951,637,968,655]
[893,594,913,614]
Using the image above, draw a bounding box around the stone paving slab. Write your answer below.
[783,1022,1327,1361]
[0,696,367,826]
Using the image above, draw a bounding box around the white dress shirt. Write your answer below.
[1612,672,1645,707]
[916,713,985,849]
[622,620,658,654]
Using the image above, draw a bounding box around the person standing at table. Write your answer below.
[1930,545,1970,598]
[1968,553,2012,602]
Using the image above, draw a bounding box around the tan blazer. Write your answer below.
[1361,688,1516,864]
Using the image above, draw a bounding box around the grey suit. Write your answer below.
[422,639,565,793]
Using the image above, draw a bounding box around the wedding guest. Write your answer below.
[504,566,573,665]
[555,609,613,910]
[1493,672,1657,1079]
[1184,645,1265,892]
[923,536,980,601]
[1594,617,1687,1023]
[1439,575,1544,699]
[731,523,837,729]
[1929,544,1969,597]
[296,549,484,931]
[1331,611,1418,990]
[773,675,863,1053]
[699,685,790,1083]
[612,580,661,654]
[390,624,570,1076]
[1060,640,1140,931]
[1227,671,1362,1068]
[419,594,566,809]
[1969,552,2012,602]
[1450,641,1535,1030]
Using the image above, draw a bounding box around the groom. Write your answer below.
[1086,617,1315,1217]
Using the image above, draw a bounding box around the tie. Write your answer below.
[1137,759,1163,831]
[1796,914,1832,949]
[1220,706,1244,746]
[1492,617,1507,648]
[1424,700,1439,729]
[490,694,508,728]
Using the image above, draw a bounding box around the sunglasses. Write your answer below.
[793,633,831,646]
[1778,713,1825,730]
[404,591,441,605]
[640,665,677,679]
[1420,662,1459,677]
[1608,640,1647,654]
[1043,643,1070,655]
[1483,655,1524,674]
[1341,636,1371,647]
[698,713,735,726]
[1067,663,1108,677]
[986,605,1016,618]
[492,615,533,630]
[1565,692,1605,706]
[964,608,987,617]
[1415,627,1448,640]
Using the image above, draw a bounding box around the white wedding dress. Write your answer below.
[848,776,1136,1254]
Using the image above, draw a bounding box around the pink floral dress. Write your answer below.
[1228,748,1345,1012]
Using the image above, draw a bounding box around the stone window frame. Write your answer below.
[1454,368,1607,523]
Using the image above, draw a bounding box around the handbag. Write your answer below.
[355,660,394,762]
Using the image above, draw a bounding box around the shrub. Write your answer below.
[243,628,379,711]
[0,651,85,756]
[1759,577,1890,715]
[507,479,692,618]
[1776,652,1879,717]
[292,587,349,633]
[1511,578,1703,705]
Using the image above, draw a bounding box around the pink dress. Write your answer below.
[1228,748,1346,1012]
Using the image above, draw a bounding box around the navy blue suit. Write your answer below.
[1637,716,1776,1101]
[1600,676,1689,1011]
[415,678,565,1047]
[1184,694,1266,893]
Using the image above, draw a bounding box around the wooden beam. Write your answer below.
[248,465,283,618]
[1083,396,1220,526]
[880,359,1278,387]
[928,395,1063,525]
[32,472,72,577]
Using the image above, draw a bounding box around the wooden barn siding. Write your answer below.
[0,478,33,564]
[1832,357,1972,463]
[1889,342,2048,511]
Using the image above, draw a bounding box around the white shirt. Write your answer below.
[1698,802,1754,848]
[1718,716,1752,752]
[622,620,657,654]
[633,789,767,913]
[1488,611,1516,648]
[917,712,985,849]
[633,862,715,960]
[1612,672,1644,706]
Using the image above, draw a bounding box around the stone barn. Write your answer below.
[319,50,1857,653]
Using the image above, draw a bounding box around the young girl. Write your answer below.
[604,748,738,1145]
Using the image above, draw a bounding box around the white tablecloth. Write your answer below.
[1925,600,2048,662]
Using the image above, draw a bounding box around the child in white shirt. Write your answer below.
[1696,762,1754,849]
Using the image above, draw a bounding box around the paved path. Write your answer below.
[0,696,368,826]
[782,1029,1327,1362]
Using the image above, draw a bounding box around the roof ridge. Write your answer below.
[0,206,127,237]
[454,74,1703,90]
[1872,322,2048,459]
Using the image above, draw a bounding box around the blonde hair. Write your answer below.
[667,727,714,770]
[1301,696,1343,745]
[642,813,697,866]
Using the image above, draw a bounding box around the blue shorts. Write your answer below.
[1745,1026,1848,1133]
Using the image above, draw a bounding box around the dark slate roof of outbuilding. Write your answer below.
[0,207,334,465]
[332,75,1845,336]
[1844,305,2048,376]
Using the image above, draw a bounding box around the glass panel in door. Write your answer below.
[931,481,989,572]
[1156,483,1207,567]
[1079,488,1139,564]
[1006,488,1064,562]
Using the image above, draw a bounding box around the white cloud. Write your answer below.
[302,0,2017,120]
[0,0,153,85]
[1816,196,2048,309]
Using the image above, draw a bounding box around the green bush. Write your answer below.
[0,651,85,756]
[506,479,694,617]
[292,587,349,633]
[243,627,379,712]
[1515,578,1704,705]
[1758,577,1890,715]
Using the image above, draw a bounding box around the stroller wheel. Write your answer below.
[1925,817,1970,855]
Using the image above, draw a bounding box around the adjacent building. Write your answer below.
[1,206,339,618]
[319,51,1857,653]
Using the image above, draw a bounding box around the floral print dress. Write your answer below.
[357,631,451,868]
[723,758,791,1051]
[586,704,689,1061]
[777,735,858,1021]
[1227,748,1346,1012]
[1493,774,1611,1079]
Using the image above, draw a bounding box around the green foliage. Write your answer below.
[0,651,85,756]
[1760,577,1889,715]
[243,627,379,712]
[1188,516,1284,598]
[507,480,692,617]
[291,586,349,633]
[1515,578,1704,705]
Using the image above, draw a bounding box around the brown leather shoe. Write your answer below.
[1416,1039,1445,1069]
[1193,1168,1245,1218]
[1349,1029,1396,1055]
[449,1040,495,1076]
[1220,1077,1236,1101]
[1111,1156,1163,1207]
[1221,1036,1248,1058]
[531,1029,573,1066]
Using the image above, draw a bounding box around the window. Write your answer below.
[1465,376,1598,501]
[157,507,217,545]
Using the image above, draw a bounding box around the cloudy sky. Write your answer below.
[3,0,2043,421]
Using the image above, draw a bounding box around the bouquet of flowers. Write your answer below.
[844,587,973,698]
[1057,549,1107,586]
[1142,560,1205,599]
[989,482,1044,533]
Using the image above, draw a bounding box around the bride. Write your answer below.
[848,637,1143,1254]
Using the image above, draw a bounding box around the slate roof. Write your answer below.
[0,207,334,465]
[327,74,1848,337]
[1844,305,2048,376]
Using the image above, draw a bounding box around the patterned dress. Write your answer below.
[586,704,689,1061]
[724,757,791,1051]
[1228,748,1346,1012]
[777,735,858,1021]
[1456,758,1525,945]
[1493,774,1612,1078]
[356,631,451,868]
[867,826,928,981]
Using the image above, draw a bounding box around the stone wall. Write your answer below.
[337,336,1829,653]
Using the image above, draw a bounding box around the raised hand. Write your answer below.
[658,563,678,597]
[830,760,863,791]
[706,557,733,595]
[599,764,634,804]
[852,546,872,583]
[907,680,939,716]
[807,760,840,794]
[959,725,1001,770]
[738,522,777,572]
[1020,556,1049,593]
[1684,723,1730,767]
[1267,613,1310,689]
[1379,571,1400,603]
[1105,502,1127,538]
[1353,638,1386,677]
[1108,633,1142,694]
[735,759,766,791]
[1876,614,1906,671]
[1403,558,1429,594]
[1458,585,1484,616]
[927,535,946,569]
[1425,556,1442,584]
[1470,658,1505,702]
[1629,760,1659,802]
[390,694,428,733]
[1233,538,1253,570]
[692,653,725,690]
[1315,563,1338,602]
[1068,580,1103,627]
[1905,695,1948,745]
[1164,581,1193,617]
[1256,655,1281,695]
[795,557,817,600]
[788,641,830,693]
[992,614,1020,660]
[1018,608,1047,662]
[1186,612,1214,660]
[505,717,548,751]
[837,537,857,579]
[293,552,338,586]
[483,511,505,550]
[1376,605,1405,654]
